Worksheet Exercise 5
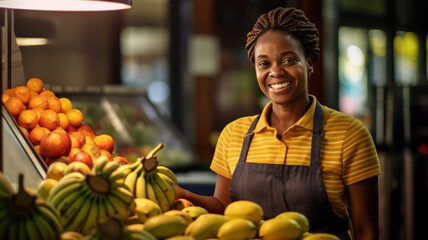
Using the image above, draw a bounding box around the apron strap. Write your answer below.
[310,100,323,167]
[238,115,261,163]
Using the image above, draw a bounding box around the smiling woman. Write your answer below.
[175,7,381,240]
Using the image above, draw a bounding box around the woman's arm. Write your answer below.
[347,176,379,240]
[176,174,232,214]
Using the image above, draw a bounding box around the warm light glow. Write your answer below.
[16,37,50,46]
[0,0,131,11]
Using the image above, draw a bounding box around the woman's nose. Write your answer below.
[269,64,283,77]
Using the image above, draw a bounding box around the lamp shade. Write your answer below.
[0,0,132,11]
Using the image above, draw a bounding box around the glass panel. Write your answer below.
[394,31,419,86]
[338,27,368,118]
[369,29,387,86]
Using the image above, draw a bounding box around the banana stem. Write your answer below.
[86,175,110,195]
[145,143,164,159]
[98,217,124,239]
[142,157,159,173]
[12,174,35,211]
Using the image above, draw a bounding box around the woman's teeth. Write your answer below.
[270,82,290,89]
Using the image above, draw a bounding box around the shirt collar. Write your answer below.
[254,95,318,133]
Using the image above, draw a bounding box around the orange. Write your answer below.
[17,109,38,129]
[47,97,62,113]
[39,109,60,130]
[13,86,31,105]
[57,112,70,129]
[4,97,25,117]
[19,126,29,138]
[29,126,50,145]
[33,108,44,119]
[94,134,115,153]
[28,95,48,110]
[39,89,55,99]
[1,93,11,103]
[59,98,73,113]
[66,109,84,128]
[3,88,14,97]
[26,78,44,93]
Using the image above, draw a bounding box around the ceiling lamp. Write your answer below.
[0,0,132,11]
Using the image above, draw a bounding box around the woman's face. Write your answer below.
[254,30,312,106]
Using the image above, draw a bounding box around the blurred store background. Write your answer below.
[1,0,428,239]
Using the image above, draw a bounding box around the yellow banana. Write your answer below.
[123,163,143,195]
[134,198,162,223]
[80,196,99,235]
[156,166,178,186]
[184,213,227,240]
[101,160,120,179]
[224,200,264,225]
[145,175,159,206]
[146,143,164,159]
[258,217,302,240]
[128,230,158,240]
[150,174,171,212]
[92,156,110,175]
[103,195,117,218]
[164,210,193,226]
[47,181,84,208]
[158,172,177,193]
[181,206,209,221]
[302,233,341,240]
[134,170,147,198]
[0,172,14,196]
[108,170,126,184]
[144,214,188,239]
[275,211,310,233]
[117,158,142,177]
[153,172,176,207]
[217,218,257,240]
[60,231,84,240]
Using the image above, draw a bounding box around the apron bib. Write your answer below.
[229,101,350,240]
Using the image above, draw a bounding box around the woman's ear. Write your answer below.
[306,55,314,69]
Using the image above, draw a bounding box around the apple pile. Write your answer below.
[1,78,131,169]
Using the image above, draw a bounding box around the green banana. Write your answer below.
[36,201,63,237]
[144,214,188,239]
[63,193,93,232]
[80,196,99,235]
[17,215,27,240]
[92,156,110,175]
[185,213,227,240]
[103,195,117,218]
[101,160,120,179]
[47,181,84,208]
[7,217,19,240]
[0,217,10,237]
[56,184,89,215]
[117,158,142,176]
[32,210,57,240]
[61,189,91,227]
[97,195,108,223]
[110,183,134,205]
[25,214,42,240]
[217,218,257,240]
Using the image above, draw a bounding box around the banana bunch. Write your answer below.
[47,156,135,235]
[119,143,178,212]
[184,213,227,240]
[0,174,63,239]
[82,216,157,240]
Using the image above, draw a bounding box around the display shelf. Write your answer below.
[54,85,198,172]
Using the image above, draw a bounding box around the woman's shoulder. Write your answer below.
[323,105,363,125]
[222,115,260,133]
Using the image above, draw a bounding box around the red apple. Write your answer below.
[69,131,86,148]
[40,131,72,158]
[71,151,93,169]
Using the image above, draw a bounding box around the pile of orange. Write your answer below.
[2,78,128,167]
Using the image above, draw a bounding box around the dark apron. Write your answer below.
[229,101,350,240]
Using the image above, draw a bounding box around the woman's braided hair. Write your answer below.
[245,7,320,64]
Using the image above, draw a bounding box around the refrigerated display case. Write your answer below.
[53,85,198,172]
[1,104,46,189]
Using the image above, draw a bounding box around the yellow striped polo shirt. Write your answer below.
[210,95,381,220]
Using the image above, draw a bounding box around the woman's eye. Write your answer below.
[282,58,296,65]
[258,61,270,67]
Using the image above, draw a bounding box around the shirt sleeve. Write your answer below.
[342,118,381,186]
[210,123,233,179]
